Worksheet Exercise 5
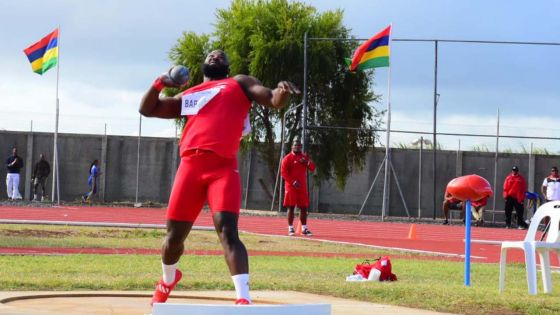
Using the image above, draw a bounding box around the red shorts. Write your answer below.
[167,150,241,222]
[283,188,309,208]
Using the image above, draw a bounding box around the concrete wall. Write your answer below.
[2,130,558,219]
[1,131,177,203]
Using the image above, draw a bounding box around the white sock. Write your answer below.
[232,274,251,302]
[162,262,178,285]
[289,225,294,230]
[302,225,308,230]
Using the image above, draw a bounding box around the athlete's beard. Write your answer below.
[202,63,229,79]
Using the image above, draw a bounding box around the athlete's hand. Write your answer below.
[161,65,189,88]
[153,65,189,91]
[277,81,300,95]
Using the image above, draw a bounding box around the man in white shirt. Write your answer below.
[542,166,560,202]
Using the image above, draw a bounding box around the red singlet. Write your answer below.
[179,78,251,159]
[167,78,251,222]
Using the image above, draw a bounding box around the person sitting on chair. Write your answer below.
[471,196,488,227]
[442,188,464,225]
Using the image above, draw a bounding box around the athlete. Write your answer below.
[139,50,299,306]
[281,138,316,235]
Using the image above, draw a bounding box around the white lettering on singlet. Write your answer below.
[181,87,222,116]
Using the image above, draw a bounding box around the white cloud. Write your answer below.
[0,73,176,137]
[2,0,560,153]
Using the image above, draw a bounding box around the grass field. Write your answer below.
[0,224,559,315]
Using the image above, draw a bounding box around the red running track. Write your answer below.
[0,205,558,266]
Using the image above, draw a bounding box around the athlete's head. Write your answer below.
[292,139,302,154]
[12,147,17,156]
[89,159,99,173]
[202,50,230,80]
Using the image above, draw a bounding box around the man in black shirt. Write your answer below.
[5,147,23,200]
[32,154,50,201]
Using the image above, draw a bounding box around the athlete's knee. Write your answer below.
[165,232,184,248]
[165,221,190,246]
[219,224,240,245]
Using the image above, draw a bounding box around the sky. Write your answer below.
[1,0,560,153]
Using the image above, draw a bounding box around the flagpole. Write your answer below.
[381,24,393,221]
[51,26,61,205]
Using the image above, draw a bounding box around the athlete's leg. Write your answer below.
[205,154,250,303]
[442,200,450,224]
[213,212,248,274]
[162,220,193,264]
[299,207,308,225]
[213,212,251,303]
[152,154,206,305]
[287,206,295,225]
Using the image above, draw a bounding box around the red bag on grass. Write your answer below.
[353,256,397,281]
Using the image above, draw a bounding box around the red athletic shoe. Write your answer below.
[151,269,183,306]
[235,298,251,305]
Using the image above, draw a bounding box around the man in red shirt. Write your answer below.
[139,50,299,306]
[503,166,529,229]
[281,139,316,236]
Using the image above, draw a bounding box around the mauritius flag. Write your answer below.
[23,28,59,75]
[347,25,391,72]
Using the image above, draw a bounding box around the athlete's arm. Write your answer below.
[234,74,300,109]
[306,156,316,172]
[139,87,182,119]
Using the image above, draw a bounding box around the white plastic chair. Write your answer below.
[499,200,560,294]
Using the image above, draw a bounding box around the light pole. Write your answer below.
[134,114,142,208]
[432,72,440,220]
[411,137,432,218]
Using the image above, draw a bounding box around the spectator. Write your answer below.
[442,188,464,225]
[5,147,23,200]
[82,160,102,203]
[32,154,50,201]
[471,196,488,227]
[503,166,529,229]
[281,138,316,236]
[539,166,560,229]
[541,166,560,202]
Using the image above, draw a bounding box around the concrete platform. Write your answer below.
[0,290,454,315]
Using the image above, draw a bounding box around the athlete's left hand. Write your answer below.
[277,81,300,95]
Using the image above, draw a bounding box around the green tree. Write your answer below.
[168,0,382,189]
